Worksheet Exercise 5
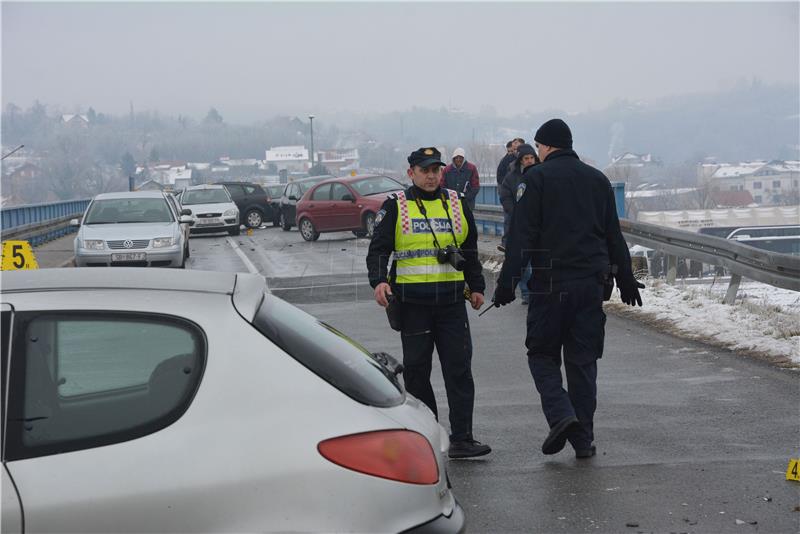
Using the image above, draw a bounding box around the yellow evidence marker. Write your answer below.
[1,240,39,270]
[787,458,800,482]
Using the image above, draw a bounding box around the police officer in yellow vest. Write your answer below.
[367,147,491,459]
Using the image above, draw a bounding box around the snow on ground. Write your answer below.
[606,278,800,367]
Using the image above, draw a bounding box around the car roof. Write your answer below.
[93,191,167,200]
[3,269,268,320]
[292,175,332,183]
[185,184,225,190]
[319,174,397,184]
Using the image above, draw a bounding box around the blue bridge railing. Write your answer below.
[1,199,90,246]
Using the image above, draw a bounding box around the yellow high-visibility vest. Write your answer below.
[393,189,468,284]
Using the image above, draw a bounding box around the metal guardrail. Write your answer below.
[1,199,90,246]
[473,203,798,304]
[620,218,800,301]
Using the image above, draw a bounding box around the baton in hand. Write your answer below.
[478,303,500,317]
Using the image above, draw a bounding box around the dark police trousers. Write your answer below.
[525,275,606,449]
[399,301,475,442]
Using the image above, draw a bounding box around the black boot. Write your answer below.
[448,438,492,459]
[542,416,580,455]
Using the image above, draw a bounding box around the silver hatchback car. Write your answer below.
[0,269,465,533]
[72,191,193,268]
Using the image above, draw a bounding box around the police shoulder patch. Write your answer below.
[374,209,386,225]
[516,182,527,202]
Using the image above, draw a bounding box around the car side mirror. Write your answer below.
[288,195,298,201]
[70,218,80,227]
[180,215,195,226]
[180,208,192,216]
[341,194,355,202]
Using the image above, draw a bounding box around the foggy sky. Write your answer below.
[3,2,798,122]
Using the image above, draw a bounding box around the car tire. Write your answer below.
[229,225,241,236]
[245,209,263,228]
[280,212,292,231]
[363,212,376,238]
[299,218,320,242]
[179,246,187,269]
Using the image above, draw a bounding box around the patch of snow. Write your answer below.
[607,278,799,365]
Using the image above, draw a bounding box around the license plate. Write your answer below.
[111,252,146,261]
[197,218,221,225]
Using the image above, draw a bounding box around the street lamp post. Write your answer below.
[308,115,315,169]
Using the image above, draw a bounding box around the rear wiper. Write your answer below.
[372,352,404,376]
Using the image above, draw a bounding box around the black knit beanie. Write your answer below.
[534,119,573,149]
[515,143,537,163]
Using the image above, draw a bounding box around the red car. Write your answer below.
[295,175,405,241]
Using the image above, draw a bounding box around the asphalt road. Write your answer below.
[182,224,800,534]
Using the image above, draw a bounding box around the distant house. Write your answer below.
[219,157,260,167]
[709,190,755,208]
[608,152,662,169]
[700,160,799,205]
[61,114,90,128]
[137,180,165,191]
[315,148,359,174]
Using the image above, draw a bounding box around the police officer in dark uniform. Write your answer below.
[367,147,491,459]
[492,119,644,459]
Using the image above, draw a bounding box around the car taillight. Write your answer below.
[318,430,439,485]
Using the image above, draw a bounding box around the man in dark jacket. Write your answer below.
[496,137,525,186]
[492,119,644,460]
[440,147,480,210]
[498,143,538,244]
[368,147,491,459]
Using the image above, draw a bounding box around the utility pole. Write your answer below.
[308,115,315,168]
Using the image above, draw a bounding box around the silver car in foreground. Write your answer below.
[72,191,192,268]
[0,269,465,533]
[179,185,240,236]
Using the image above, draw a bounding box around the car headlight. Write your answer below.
[152,237,176,248]
[223,209,237,217]
[82,239,104,250]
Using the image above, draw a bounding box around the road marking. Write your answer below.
[226,236,259,274]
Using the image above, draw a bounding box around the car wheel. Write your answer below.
[245,209,263,228]
[299,218,320,241]
[364,212,376,238]
[229,225,241,236]
[280,212,292,231]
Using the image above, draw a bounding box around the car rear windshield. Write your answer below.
[85,198,174,224]
[251,295,403,407]
[351,177,404,196]
[182,189,230,205]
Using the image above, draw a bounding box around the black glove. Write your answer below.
[492,285,516,306]
[619,280,645,307]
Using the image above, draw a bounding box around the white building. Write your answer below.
[701,160,799,205]
[265,146,310,173]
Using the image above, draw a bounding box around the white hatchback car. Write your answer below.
[0,268,464,533]
[179,185,240,236]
